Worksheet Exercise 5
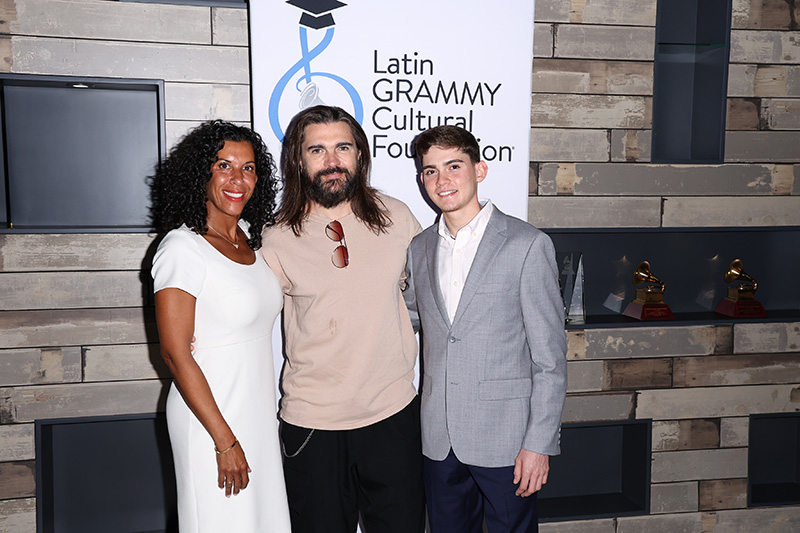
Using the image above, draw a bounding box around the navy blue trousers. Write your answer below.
[423,449,538,533]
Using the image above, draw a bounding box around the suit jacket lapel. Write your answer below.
[425,228,451,327]
[452,208,508,326]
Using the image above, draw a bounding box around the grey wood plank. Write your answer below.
[4,0,211,44]
[0,233,156,272]
[10,36,249,84]
[0,271,149,310]
[0,308,157,349]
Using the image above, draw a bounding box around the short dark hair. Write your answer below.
[150,120,278,250]
[415,125,481,164]
[277,105,390,236]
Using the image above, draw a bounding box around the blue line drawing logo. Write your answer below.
[269,1,364,142]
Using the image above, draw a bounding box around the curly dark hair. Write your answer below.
[150,120,278,250]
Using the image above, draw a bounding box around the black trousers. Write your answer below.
[280,396,425,533]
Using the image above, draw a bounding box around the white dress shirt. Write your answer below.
[437,200,494,322]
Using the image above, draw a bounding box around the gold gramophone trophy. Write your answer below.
[623,261,674,320]
[714,259,767,317]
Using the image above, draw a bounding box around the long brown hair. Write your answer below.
[277,105,391,236]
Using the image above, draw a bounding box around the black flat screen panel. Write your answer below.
[3,82,160,229]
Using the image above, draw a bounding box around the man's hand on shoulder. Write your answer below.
[513,449,549,497]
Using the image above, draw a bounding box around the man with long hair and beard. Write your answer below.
[262,106,424,533]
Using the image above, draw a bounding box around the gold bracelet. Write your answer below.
[215,438,238,455]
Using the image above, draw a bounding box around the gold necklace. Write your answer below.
[207,223,239,249]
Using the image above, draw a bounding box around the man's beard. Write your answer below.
[302,166,358,208]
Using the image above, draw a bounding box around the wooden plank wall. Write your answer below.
[0,1,799,531]
[0,1,248,529]
[530,0,800,228]
[532,1,800,531]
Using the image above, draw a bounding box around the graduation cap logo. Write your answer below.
[287,0,347,30]
[268,0,363,142]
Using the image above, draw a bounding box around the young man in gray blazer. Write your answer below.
[404,126,567,532]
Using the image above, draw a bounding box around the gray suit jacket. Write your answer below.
[404,207,567,467]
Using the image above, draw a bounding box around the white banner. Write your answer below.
[250,0,534,227]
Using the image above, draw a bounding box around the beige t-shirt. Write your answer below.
[262,194,422,430]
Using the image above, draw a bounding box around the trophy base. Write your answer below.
[623,301,674,321]
[715,297,767,318]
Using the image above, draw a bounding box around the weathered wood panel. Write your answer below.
[577,326,716,360]
[652,419,720,451]
[728,131,800,162]
[0,497,35,533]
[0,423,34,461]
[0,35,11,74]
[0,233,156,272]
[528,197,661,228]
[730,30,800,64]
[755,65,800,96]
[637,384,800,420]
[165,82,251,122]
[699,478,748,510]
[533,0,570,23]
[567,360,604,393]
[212,7,248,46]
[533,23,554,58]
[0,308,157,349]
[674,353,800,387]
[720,417,749,448]
[0,461,35,499]
[540,518,616,533]
[610,130,651,162]
[555,25,655,61]
[10,36,249,84]
[532,94,650,128]
[651,448,747,483]
[3,380,168,423]
[0,271,147,310]
[562,392,634,423]
[771,163,798,194]
[727,64,758,96]
[726,98,760,130]
[733,322,800,353]
[710,506,800,530]
[762,98,800,129]
[532,59,653,95]
[714,325,733,354]
[540,163,783,196]
[730,0,797,30]
[650,482,699,514]
[604,358,672,390]
[662,196,800,226]
[0,347,81,386]
[617,513,704,533]
[569,0,656,26]
[83,343,170,382]
[566,329,586,361]
[5,0,210,44]
[530,128,610,162]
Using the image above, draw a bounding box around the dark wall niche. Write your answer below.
[749,413,800,507]
[538,419,651,521]
[36,413,178,533]
[546,227,800,325]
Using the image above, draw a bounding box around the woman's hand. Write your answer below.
[216,440,251,497]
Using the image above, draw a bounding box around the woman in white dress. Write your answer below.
[150,121,291,532]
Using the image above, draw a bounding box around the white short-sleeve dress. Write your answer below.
[152,225,291,532]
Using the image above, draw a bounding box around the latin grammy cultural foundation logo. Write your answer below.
[268,0,364,142]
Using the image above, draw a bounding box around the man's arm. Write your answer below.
[516,230,568,493]
[402,246,420,333]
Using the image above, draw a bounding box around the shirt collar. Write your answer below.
[437,199,494,240]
